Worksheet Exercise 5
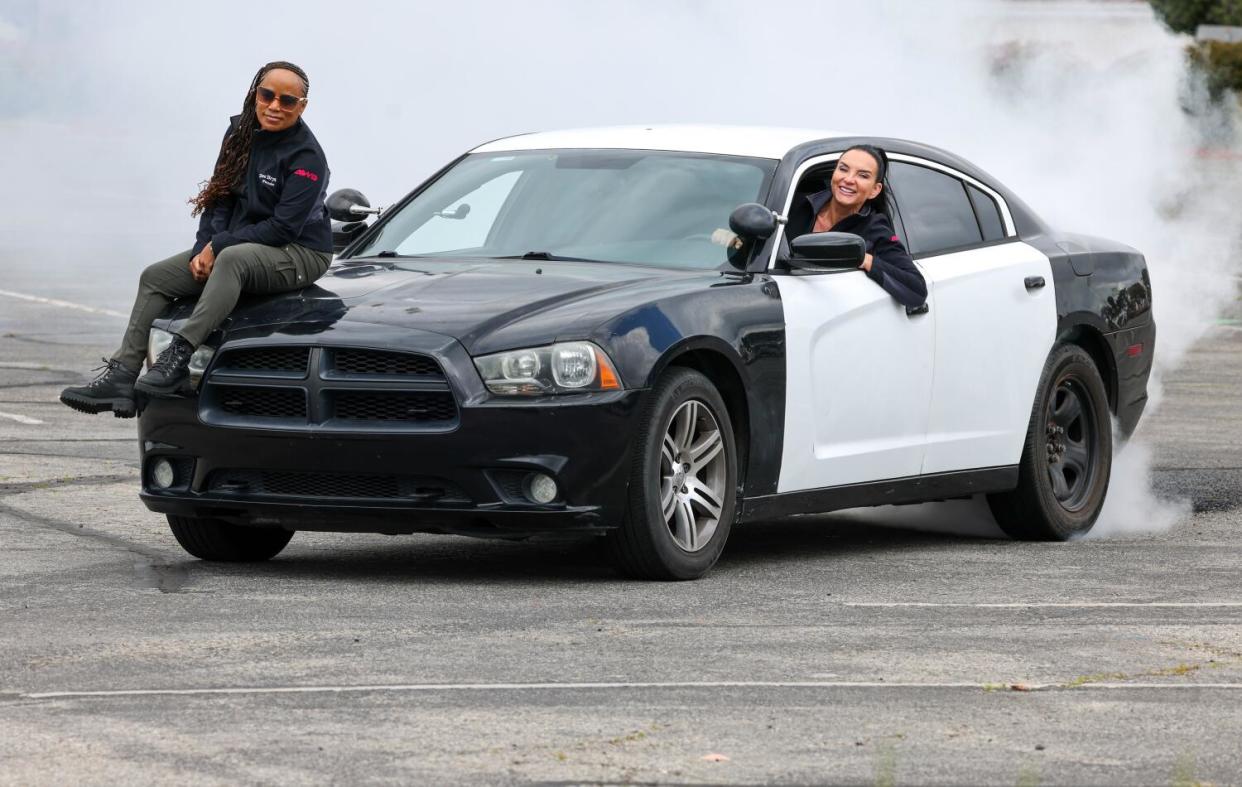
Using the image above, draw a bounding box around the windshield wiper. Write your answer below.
[370,251,427,258]
[493,251,600,262]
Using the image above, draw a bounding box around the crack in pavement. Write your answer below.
[0,380,79,390]
[0,501,193,594]
[0,362,81,373]
[0,452,136,461]
[0,438,135,443]
[5,334,115,346]
[0,474,136,497]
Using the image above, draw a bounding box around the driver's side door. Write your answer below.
[771,154,936,493]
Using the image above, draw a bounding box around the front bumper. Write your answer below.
[137,324,643,538]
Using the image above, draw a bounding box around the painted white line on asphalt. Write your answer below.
[20,680,1242,700]
[845,602,1242,608]
[0,289,126,319]
[0,411,43,425]
[1075,683,1242,689]
[21,681,978,699]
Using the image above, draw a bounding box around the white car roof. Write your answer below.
[470,125,853,161]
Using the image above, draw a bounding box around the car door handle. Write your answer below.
[906,303,930,317]
[1025,276,1046,290]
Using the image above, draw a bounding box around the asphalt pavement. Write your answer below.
[1,278,1240,786]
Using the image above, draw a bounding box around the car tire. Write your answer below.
[606,367,738,580]
[987,344,1112,540]
[167,515,294,562]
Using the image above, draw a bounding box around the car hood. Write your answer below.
[163,258,713,354]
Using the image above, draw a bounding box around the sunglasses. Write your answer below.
[255,86,307,110]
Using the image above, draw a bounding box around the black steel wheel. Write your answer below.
[988,344,1112,540]
[167,515,294,562]
[606,367,738,580]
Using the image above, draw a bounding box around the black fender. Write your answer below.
[591,274,786,497]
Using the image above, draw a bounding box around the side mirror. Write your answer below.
[326,188,372,222]
[331,219,368,254]
[790,231,866,269]
[728,203,778,241]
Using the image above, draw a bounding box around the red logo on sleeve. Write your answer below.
[293,169,319,182]
[891,235,899,242]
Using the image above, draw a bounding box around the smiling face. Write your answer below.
[831,148,884,212]
[254,67,308,132]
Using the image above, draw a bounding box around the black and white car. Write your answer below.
[139,126,1155,579]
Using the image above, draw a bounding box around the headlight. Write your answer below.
[147,328,216,388]
[474,341,622,396]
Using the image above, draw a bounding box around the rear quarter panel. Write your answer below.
[1032,232,1155,435]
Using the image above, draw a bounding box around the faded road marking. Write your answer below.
[0,289,126,319]
[0,411,42,425]
[17,680,1242,700]
[845,602,1242,608]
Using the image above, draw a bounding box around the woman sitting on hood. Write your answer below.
[61,60,334,417]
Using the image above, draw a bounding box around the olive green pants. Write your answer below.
[112,242,332,371]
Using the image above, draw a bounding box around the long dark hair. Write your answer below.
[843,144,891,217]
[189,60,310,217]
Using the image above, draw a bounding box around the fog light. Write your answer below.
[525,473,558,504]
[151,458,176,489]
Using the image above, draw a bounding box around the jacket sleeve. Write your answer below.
[192,123,238,256]
[861,214,927,308]
[210,147,329,253]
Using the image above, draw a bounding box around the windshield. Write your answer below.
[351,149,776,269]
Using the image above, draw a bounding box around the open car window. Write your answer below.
[784,160,911,250]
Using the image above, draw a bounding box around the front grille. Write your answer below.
[207,469,470,502]
[200,345,459,432]
[216,347,310,375]
[216,386,306,419]
[331,391,457,422]
[332,349,442,377]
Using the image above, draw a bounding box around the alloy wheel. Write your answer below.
[659,400,728,552]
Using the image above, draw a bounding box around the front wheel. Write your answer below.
[167,515,294,561]
[606,368,738,580]
[988,344,1112,540]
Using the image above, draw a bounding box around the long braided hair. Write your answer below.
[189,60,309,217]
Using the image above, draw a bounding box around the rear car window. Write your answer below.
[967,184,1006,242]
[887,162,982,256]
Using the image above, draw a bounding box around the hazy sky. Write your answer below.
[0,1,1188,229]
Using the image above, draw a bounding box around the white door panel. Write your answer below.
[776,269,935,492]
[921,241,1056,474]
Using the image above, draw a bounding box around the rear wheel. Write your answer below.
[988,344,1112,540]
[167,515,294,561]
[606,368,737,580]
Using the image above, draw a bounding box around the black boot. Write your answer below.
[135,335,195,398]
[60,358,138,418]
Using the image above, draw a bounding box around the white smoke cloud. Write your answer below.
[1096,435,1193,536]
[0,16,21,45]
[1,0,1237,535]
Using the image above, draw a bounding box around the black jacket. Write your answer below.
[193,116,333,256]
[788,190,927,308]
